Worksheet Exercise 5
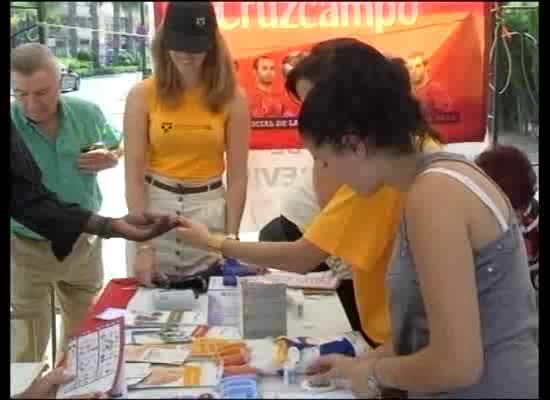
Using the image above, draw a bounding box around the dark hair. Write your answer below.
[310,37,363,54]
[298,41,439,154]
[253,55,273,70]
[286,54,412,103]
[386,56,443,148]
[475,145,537,211]
[282,51,308,68]
[285,38,362,101]
[388,57,412,93]
[285,55,324,102]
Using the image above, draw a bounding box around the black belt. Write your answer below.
[145,176,223,195]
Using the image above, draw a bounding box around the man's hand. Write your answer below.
[78,149,118,173]
[109,212,179,242]
[15,365,105,399]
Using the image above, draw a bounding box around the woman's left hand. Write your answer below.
[176,217,211,250]
[306,354,356,382]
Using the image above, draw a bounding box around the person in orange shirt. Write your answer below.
[123,2,250,285]
[176,38,443,349]
[249,55,286,118]
[406,51,453,117]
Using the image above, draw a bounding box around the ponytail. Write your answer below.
[387,56,445,149]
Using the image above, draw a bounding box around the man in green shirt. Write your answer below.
[11,43,122,363]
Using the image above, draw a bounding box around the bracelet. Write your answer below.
[207,232,228,255]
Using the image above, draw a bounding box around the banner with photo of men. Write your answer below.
[154,2,492,149]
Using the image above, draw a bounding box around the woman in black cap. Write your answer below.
[124,2,250,286]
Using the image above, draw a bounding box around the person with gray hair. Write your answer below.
[10,42,122,364]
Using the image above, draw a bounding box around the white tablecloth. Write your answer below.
[126,289,354,398]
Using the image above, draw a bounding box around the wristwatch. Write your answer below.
[97,217,115,239]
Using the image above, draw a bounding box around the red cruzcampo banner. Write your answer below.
[154,2,492,149]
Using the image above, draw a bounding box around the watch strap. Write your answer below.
[98,217,115,239]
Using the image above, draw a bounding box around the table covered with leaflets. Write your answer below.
[73,260,369,399]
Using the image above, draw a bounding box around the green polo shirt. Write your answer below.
[11,95,122,240]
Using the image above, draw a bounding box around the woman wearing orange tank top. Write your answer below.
[123,2,250,284]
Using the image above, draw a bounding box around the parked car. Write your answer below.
[59,63,81,92]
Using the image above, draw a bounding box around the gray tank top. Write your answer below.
[387,152,539,399]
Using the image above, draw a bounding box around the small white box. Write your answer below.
[207,277,242,328]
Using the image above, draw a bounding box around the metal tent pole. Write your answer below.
[140,2,147,78]
[490,2,502,145]
[37,2,46,45]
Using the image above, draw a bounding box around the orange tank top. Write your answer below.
[144,78,229,181]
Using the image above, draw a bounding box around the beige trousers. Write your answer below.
[127,173,226,278]
[10,234,104,362]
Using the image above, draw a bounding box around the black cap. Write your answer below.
[164,2,218,53]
